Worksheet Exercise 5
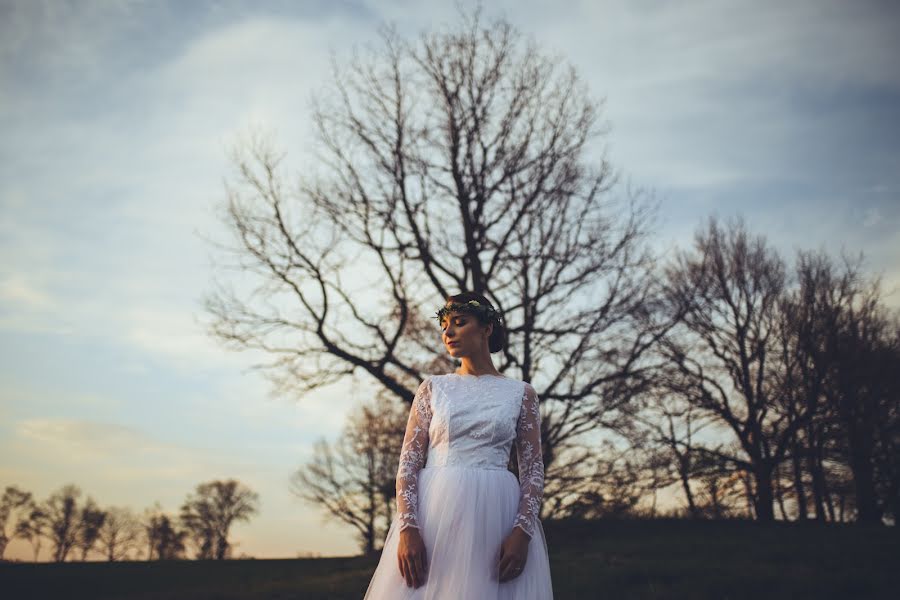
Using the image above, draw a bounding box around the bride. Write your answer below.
[364,292,554,599]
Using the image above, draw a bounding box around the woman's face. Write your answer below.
[441,310,491,358]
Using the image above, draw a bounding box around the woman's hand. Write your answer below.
[397,527,428,588]
[497,526,530,582]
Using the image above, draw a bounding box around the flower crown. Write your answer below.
[435,299,503,327]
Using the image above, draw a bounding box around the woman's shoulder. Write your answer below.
[522,381,538,397]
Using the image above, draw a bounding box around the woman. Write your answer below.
[364,292,554,599]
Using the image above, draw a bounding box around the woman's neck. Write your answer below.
[455,355,501,377]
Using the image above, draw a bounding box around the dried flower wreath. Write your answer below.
[435,299,503,328]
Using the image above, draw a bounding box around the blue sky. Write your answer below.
[1,0,898,559]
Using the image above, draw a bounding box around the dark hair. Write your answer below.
[443,291,507,353]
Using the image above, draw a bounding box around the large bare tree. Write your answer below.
[660,217,806,521]
[204,5,667,514]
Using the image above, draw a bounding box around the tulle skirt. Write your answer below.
[364,465,554,599]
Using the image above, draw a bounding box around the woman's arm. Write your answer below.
[512,383,544,539]
[396,378,433,531]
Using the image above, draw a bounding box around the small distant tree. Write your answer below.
[694,459,753,520]
[180,480,259,560]
[75,497,107,561]
[44,484,82,562]
[140,503,162,560]
[15,506,49,562]
[180,499,215,560]
[1,485,35,559]
[289,392,408,555]
[620,389,716,519]
[144,510,187,560]
[97,506,141,562]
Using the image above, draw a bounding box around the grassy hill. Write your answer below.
[2,518,897,599]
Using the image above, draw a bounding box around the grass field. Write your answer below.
[3,518,897,599]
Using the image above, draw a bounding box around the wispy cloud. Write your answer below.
[17,418,175,461]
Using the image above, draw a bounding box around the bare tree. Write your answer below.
[142,506,188,561]
[179,499,215,560]
[777,249,861,522]
[823,269,897,523]
[290,392,408,554]
[203,6,668,513]
[139,503,163,560]
[97,506,141,562]
[780,249,900,523]
[43,484,82,562]
[152,515,187,560]
[873,324,900,524]
[179,480,259,560]
[558,439,673,519]
[357,390,413,533]
[693,459,754,520]
[1,485,35,559]
[15,506,48,562]
[622,389,718,519]
[661,217,809,521]
[75,497,107,561]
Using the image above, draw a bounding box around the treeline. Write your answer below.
[0,479,259,562]
[599,217,899,525]
[291,217,899,555]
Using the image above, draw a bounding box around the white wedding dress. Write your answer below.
[364,373,554,599]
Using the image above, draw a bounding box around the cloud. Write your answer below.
[18,418,154,458]
[0,273,56,312]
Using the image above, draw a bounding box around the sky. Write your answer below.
[1,0,898,560]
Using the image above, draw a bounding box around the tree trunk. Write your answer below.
[364,520,375,556]
[791,438,808,520]
[838,488,846,522]
[774,463,788,520]
[807,422,827,521]
[890,487,900,527]
[743,472,757,519]
[825,482,837,522]
[678,458,699,518]
[753,465,776,521]
[847,427,882,523]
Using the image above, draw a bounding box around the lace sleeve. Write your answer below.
[513,383,544,539]
[396,378,433,532]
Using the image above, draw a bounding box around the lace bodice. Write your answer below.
[395,373,545,538]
